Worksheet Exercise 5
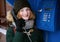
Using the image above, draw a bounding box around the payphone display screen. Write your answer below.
[44,8,52,11]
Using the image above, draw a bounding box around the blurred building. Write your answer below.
[0,0,12,42]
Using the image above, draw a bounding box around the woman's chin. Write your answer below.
[22,17,29,20]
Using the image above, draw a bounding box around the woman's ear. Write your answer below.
[6,11,14,22]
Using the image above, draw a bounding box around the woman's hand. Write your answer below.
[15,19,25,32]
[16,19,25,27]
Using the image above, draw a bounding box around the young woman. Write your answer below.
[6,0,43,42]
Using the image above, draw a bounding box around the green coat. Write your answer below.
[6,27,43,42]
[6,27,15,42]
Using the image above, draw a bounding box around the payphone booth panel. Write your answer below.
[36,0,58,32]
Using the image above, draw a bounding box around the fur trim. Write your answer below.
[6,11,14,22]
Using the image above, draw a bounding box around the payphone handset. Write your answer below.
[11,9,18,21]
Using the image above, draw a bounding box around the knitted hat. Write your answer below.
[13,0,32,15]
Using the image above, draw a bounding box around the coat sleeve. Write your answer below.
[6,27,15,42]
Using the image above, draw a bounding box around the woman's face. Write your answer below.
[18,7,31,20]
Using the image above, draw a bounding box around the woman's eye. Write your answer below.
[26,8,30,11]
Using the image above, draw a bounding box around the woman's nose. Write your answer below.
[24,10,27,14]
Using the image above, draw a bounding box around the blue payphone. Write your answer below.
[36,0,60,32]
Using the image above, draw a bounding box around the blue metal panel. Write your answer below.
[28,0,42,12]
[43,31,60,42]
[6,0,15,7]
[36,0,60,32]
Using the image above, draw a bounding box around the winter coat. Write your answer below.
[6,26,43,42]
[6,11,43,42]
